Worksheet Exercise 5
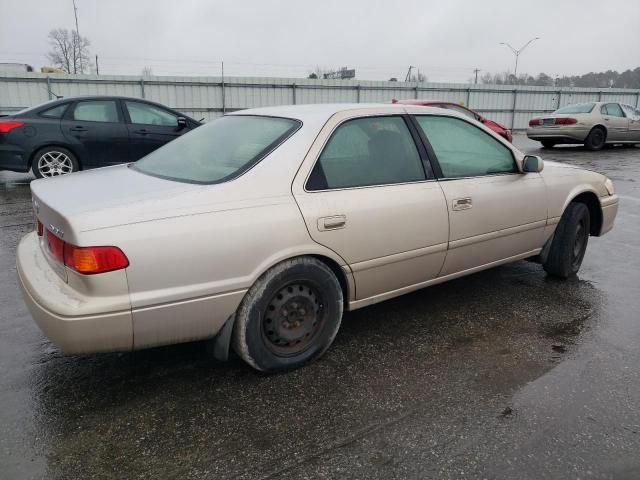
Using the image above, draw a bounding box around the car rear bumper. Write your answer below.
[17,232,134,353]
[599,194,619,236]
[527,126,590,142]
[17,231,247,354]
[0,144,29,172]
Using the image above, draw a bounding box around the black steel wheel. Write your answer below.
[232,257,343,372]
[543,202,590,278]
[261,281,327,356]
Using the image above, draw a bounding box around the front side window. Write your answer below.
[40,103,68,119]
[621,104,640,120]
[133,115,300,184]
[306,116,425,191]
[415,116,516,178]
[601,103,625,118]
[555,103,595,114]
[73,100,119,123]
[125,101,179,126]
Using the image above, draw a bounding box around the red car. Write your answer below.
[391,99,513,143]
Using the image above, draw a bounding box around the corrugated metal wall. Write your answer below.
[1,72,639,129]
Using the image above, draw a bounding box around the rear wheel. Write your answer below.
[543,202,590,279]
[584,127,606,151]
[32,146,79,178]
[232,257,344,372]
[541,140,556,149]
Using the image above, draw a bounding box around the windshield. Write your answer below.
[554,103,595,114]
[132,115,301,184]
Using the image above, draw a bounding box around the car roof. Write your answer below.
[229,103,453,123]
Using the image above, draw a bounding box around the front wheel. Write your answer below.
[232,257,344,372]
[32,146,79,178]
[543,202,590,279]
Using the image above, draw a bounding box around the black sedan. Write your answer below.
[0,96,201,178]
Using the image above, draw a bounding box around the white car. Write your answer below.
[18,104,618,371]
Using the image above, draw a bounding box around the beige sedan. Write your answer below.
[527,101,640,150]
[18,104,618,371]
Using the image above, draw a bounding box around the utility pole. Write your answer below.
[499,36,540,79]
[405,65,415,82]
[95,54,99,75]
[473,68,480,84]
[72,0,82,73]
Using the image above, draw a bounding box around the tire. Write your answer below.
[584,127,606,151]
[32,146,79,178]
[232,257,344,372]
[543,202,590,279]
[541,140,556,149]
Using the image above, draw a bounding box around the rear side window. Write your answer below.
[39,103,68,119]
[306,116,425,191]
[73,100,119,123]
[601,103,625,118]
[415,116,516,178]
[133,115,300,184]
[125,101,178,126]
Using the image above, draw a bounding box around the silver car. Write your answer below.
[527,101,640,150]
[18,104,619,371]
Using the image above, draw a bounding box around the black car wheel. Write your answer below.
[32,147,79,178]
[543,202,590,279]
[232,257,344,372]
[541,140,556,149]
[584,127,606,151]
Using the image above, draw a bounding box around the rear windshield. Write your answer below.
[132,115,300,184]
[554,103,595,114]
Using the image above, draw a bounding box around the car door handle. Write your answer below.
[318,215,346,231]
[69,126,88,132]
[133,129,149,135]
[452,197,472,211]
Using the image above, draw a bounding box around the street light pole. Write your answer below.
[499,37,540,78]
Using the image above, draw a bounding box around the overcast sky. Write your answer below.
[1,0,638,82]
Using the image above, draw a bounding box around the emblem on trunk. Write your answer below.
[48,224,64,238]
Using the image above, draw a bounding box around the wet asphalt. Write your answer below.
[0,135,639,480]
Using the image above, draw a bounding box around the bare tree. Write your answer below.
[47,28,91,74]
[141,66,153,76]
[408,71,427,82]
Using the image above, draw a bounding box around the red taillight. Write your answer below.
[0,121,25,134]
[45,229,129,274]
[529,118,541,126]
[45,230,65,263]
[554,117,577,125]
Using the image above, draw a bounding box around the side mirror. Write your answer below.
[522,155,544,173]
[176,116,188,130]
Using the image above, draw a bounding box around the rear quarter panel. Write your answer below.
[84,195,350,348]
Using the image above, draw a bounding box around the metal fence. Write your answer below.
[1,72,639,130]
